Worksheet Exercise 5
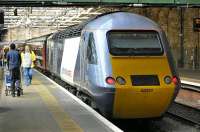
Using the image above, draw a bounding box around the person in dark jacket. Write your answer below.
[7,43,21,97]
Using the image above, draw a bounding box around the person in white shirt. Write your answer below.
[21,45,36,86]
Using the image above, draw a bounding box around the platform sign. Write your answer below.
[193,18,200,32]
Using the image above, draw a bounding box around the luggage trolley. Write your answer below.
[5,69,23,97]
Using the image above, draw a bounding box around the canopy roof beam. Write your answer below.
[0,1,200,7]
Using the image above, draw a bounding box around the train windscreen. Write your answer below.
[107,31,163,56]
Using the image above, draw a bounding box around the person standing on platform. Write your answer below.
[0,49,3,67]
[21,45,36,87]
[4,47,9,67]
[6,43,21,96]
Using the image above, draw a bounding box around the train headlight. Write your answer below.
[164,76,172,84]
[116,76,126,85]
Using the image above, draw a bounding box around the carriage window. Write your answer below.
[107,31,163,56]
[87,33,97,64]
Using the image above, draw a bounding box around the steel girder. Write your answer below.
[0,0,200,7]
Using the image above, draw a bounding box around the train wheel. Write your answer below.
[90,100,98,110]
[69,88,77,95]
[17,90,20,97]
[5,89,8,96]
[12,93,15,97]
[100,109,112,119]
[21,89,23,95]
[152,115,164,121]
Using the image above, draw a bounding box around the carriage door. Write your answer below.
[80,32,89,87]
[53,40,58,74]
[85,33,97,87]
[80,32,97,88]
[46,39,53,71]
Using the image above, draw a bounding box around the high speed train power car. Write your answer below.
[28,12,181,119]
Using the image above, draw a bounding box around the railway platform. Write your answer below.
[176,69,200,110]
[179,68,200,82]
[0,70,122,132]
[0,68,199,132]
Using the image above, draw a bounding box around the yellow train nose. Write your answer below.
[111,56,177,118]
[113,86,175,118]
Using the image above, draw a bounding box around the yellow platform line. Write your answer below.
[33,79,83,132]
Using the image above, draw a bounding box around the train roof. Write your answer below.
[50,11,161,40]
[51,24,83,40]
[50,12,114,40]
[84,12,160,30]
[26,33,52,44]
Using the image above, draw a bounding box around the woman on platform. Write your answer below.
[21,45,36,86]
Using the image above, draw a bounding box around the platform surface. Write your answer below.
[179,68,200,82]
[177,69,200,109]
[0,70,118,132]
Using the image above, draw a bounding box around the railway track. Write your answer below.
[168,82,200,127]
[167,102,200,127]
[181,82,200,92]
[111,101,200,132]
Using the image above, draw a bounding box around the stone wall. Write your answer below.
[2,27,56,42]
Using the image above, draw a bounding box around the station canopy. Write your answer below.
[1,1,200,30]
[0,0,200,6]
[2,7,104,30]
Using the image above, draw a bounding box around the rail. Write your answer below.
[167,102,200,126]
[181,80,200,92]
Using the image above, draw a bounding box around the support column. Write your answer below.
[179,7,184,68]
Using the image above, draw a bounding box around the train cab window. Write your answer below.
[107,31,163,56]
[87,33,97,64]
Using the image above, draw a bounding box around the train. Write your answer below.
[26,12,181,119]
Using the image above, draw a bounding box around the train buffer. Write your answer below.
[0,70,122,132]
